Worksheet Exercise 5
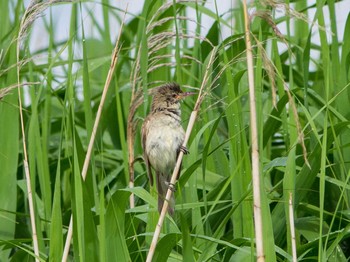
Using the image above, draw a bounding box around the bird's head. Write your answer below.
[151,83,194,111]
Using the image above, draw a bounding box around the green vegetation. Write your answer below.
[0,0,349,261]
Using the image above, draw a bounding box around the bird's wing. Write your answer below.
[141,117,154,186]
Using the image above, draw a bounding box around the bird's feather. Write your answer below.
[141,117,154,186]
[156,171,175,216]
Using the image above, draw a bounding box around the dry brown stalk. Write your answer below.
[283,83,310,168]
[0,82,38,101]
[127,89,143,208]
[14,2,73,260]
[16,0,57,260]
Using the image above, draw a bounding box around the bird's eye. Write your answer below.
[172,94,177,98]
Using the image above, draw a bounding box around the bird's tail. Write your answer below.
[156,172,175,216]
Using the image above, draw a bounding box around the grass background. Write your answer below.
[1,0,350,261]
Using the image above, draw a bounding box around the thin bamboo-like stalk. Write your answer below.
[17,2,40,261]
[242,1,265,261]
[146,47,217,262]
[61,7,127,262]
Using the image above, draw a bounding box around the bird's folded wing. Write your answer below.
[141,117,154,185]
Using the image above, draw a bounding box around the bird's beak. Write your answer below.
[177,92,196,99]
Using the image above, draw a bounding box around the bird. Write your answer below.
[141,83,194,215]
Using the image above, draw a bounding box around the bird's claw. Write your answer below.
[165,182,176,192]
[180,145,189,154]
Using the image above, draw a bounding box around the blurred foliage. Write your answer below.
[0,0,350,261]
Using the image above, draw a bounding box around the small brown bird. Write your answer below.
[141,83,193,215]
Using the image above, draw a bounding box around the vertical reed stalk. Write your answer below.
[242,0,265,260]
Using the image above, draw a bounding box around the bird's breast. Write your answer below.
[145,115,185,174]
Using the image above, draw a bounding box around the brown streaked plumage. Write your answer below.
[141,83,193,215]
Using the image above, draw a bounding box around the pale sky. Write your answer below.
[28,1,349,57]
